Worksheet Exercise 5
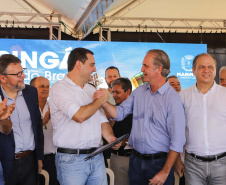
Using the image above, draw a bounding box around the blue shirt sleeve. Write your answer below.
[115,91,134,121]
[167,96,186,153]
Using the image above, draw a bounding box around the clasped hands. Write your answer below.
[93,88,110,103]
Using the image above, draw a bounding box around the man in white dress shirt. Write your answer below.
[175,53,226,185]
[49,47,119,185]
[30,76,58,185]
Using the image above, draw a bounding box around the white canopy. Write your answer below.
[1,0,226,39]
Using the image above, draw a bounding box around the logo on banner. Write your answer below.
[181,55,193,71]
[177,55,195,79]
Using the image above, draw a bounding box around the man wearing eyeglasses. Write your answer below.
[0,54,44,185]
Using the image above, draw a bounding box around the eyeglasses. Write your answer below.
[3,68,27,78]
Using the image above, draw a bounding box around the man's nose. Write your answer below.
[141,67,145,72]
[21,72,26,78]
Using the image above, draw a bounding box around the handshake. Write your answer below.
[93,89,110,103]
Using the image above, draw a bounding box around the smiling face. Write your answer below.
[141,53,160,84]
[168,77,181,93]
[81,53,96,83]
[112,84,130,104]
[34,77,50,100]
[1,63,26,91]
[193,55,216,85]
[105,69,120,88]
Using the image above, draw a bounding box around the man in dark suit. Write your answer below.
[0,54,44,185]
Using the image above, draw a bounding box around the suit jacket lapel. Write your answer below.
[22,86,36,136]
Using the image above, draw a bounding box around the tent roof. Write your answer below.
[1,0,226,39]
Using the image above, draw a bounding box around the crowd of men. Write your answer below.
[0,47,225,185]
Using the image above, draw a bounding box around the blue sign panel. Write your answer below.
[0,39,206,90]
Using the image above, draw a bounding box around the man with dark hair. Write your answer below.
[105,66,121,105]
[0,54,44,185]
[30,76,59,185]
[110,77,132,185]
[175,53,226,185]
[49,47,120,185]
[95,49,186,185]
[167,75,181,93]
[103,66,121,167]
[105,66,120,85]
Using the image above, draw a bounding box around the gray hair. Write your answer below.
[147,49,170,77]
[219,66,226,76]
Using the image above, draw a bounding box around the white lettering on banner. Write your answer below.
[177,72,196,79]
[45,71,65,81]
[21,51,37,68]
[24,71,40,81]
[12,51,18,57]
[0,48,72,70]
[0,51,9,55]
[40,52,59,69]
[59,47,72,69]
[24,71,65,81]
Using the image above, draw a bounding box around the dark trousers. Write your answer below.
[5,153,38,185]
[129,152,174,185]
[179,175,185,185]
[39,154,59,185]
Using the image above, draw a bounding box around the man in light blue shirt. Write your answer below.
[96,49,186,185]
[0,54,44,185]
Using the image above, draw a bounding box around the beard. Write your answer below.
[6,81,25,91]
[107,81,113,88]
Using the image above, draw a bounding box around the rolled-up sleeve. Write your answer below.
[115,92,134,121]
[99,107,108,124]
[49,84,80,119]
[167,97,186,153]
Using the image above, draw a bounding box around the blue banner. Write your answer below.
[0,39,206,90]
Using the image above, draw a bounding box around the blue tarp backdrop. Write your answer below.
[0,39,207,90]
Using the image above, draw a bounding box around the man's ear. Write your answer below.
[0,74,7,83]
[126,89,131,96]
[75,60,83,70]
[192,67,196,76]
[157,65,163,74]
